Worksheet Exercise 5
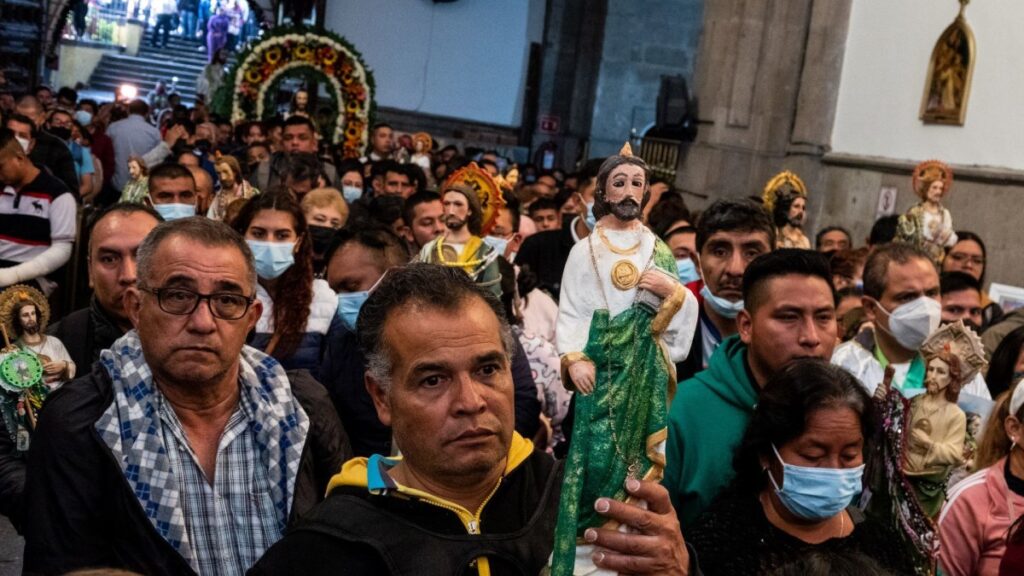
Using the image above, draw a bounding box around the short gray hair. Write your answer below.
[137,216,256,289]
[359,263,517,392]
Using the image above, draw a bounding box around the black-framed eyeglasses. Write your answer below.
[141,287,255,320]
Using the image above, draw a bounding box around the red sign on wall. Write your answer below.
[538,115,561,134]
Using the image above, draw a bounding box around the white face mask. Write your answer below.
[873,296,941,351]
[15,137,30,153]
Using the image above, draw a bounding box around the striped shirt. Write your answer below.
[0,170,76,266]
[158,391,282,576]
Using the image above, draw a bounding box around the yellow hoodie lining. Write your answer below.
[325,433,535,576]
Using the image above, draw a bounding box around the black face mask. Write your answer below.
[194,139,212,154]
[308,225,336,255]
[49,126,71,141]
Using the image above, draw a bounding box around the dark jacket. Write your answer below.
[47,297,125,372]
[249,436,562,576]
[515,226,576,301]
[0,415,23,532]
[321,323,541,458]
[23,362,351,576]
[31,130,79,198]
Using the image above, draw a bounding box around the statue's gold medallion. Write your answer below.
[611,260,640,291]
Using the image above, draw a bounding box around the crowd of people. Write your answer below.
[1,81,1024,575]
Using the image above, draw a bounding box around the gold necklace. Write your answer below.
[597,225,641,256]
[435,236,485,269]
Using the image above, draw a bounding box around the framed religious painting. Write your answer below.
[920,1,975,125]
[989,283,1024,313]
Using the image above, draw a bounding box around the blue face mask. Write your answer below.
[768,444,864,521]
[152,202,196,221]
[337,291,369,332]
[700,284,744,319]
[584,201,596,230]
[247,240,296,280]
[483,235,509,257]
[676,258,700,285]
[336,272,387,332]
[342,185,363,204]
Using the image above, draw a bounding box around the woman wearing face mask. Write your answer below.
[939,380,1024,576]
[300,187,348,276]
[337,161,365,205]
[687,359,913,575]
[232,192,337,380]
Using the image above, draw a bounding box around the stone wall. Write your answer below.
[587,0,705,158]
[677,0,1024,289]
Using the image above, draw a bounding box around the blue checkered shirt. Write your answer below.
[158,392,282,576]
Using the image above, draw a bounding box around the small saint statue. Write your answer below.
[418,168,503,297]
[902,320,985,518]
[550,143,698,576]
[410,132,434,188]
[118,156,149,205]
[897,160,957,265]
[0,285,73,452]
[287,88,311,119]
[763,170,810,249]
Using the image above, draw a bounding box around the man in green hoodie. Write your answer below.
[664,249,839,527]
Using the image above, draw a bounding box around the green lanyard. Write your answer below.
[874,344,926,392]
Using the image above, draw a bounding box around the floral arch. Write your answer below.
[213,27,376,159]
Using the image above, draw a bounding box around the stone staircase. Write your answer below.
[86,31,231,106]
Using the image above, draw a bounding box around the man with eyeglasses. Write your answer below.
[23,217,350,576]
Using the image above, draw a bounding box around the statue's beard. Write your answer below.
[444,215,466,231]
[609,198,642,221]
[787,215,804,228]
[21,323,38,335]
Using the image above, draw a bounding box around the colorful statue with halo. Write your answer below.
[0,285,73,452]
[865,320,986,575]
[418,162,505,297]
[763,170,810,249]
[410,131,434,188]
[550,143,698,575]
[896,160,957,265]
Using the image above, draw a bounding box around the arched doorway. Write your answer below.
[212,27,375,157]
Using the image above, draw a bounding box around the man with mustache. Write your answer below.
[23,218,349,575]
[48,203,162,371]
[251,264,696,575]
[417,181,502,297]
[674,199,775,383]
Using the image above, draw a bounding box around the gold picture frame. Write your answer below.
[920,2,975,126]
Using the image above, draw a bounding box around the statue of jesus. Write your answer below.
[551,144,698,575]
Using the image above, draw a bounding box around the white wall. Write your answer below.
[832,0,1024,171]
[323,0,545,127]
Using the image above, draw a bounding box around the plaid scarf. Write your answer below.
[95,330,310,569]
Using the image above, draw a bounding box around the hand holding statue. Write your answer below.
[585,479,691,575]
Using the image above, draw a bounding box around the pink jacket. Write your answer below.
[939,458,1024,576]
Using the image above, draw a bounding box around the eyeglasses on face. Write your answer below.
[140,286,255,320]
